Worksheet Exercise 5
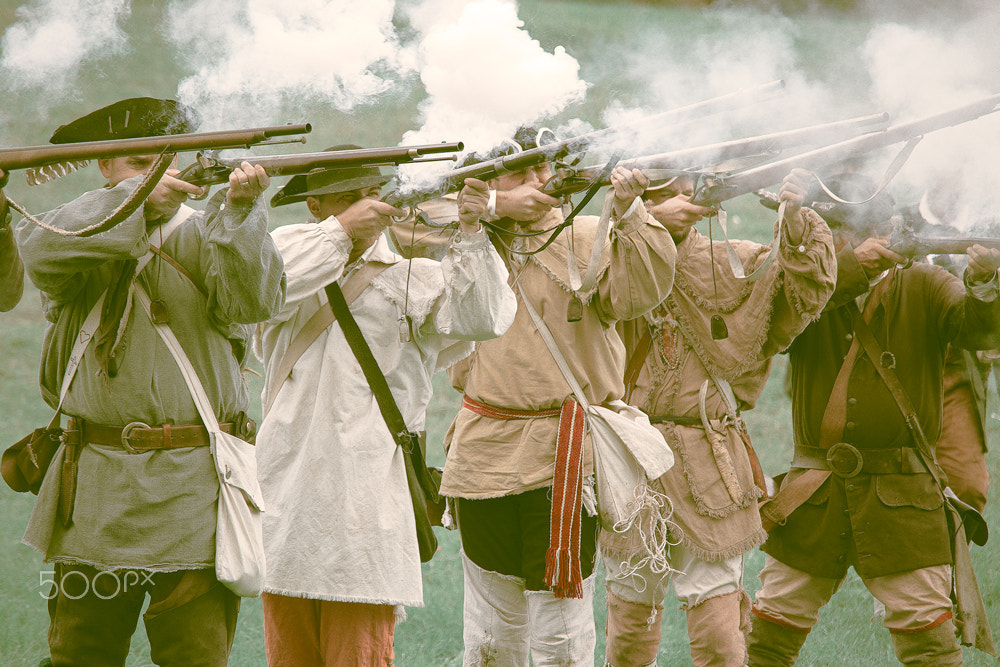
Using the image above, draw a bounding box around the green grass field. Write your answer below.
[2,0,1000,665]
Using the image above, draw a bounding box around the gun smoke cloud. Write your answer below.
[165,0,412,130]
[2,0,1000,229]
[860,16,1000,228]
[401,0,586,153]
[0,0,130,97]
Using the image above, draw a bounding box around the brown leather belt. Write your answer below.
[792,443,924,478]
[63,417,233,453]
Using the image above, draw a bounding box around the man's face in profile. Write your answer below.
[491,163,552,192]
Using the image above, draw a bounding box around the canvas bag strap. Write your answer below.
[263,261,392,417]
[133,284,220,433]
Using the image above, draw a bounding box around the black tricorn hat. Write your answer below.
[49,97,201,144]
[270,144,392,208]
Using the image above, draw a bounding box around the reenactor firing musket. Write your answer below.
[384,80,786,216]
[690,91,1000,208]
[539,112,890,198]
[0,123,313,186]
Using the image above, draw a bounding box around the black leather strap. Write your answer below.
[324,281,439,503]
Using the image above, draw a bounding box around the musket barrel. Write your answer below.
[539,113,890,197]
[692,93,1000,206]
[179,142,466,188]
[0,123,312,171]
[383,81,788,211]
[626,80,785,131]
[215,142,464,176]
[619,113,890,174]
[891,235,1000,258]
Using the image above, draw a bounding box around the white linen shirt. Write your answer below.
[255,216,514,606]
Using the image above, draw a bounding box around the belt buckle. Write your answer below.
[826,442,863,478]
[120,421,151,454]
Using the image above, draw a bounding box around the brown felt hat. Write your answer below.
[49,97,200,144]
[270,144,392,208]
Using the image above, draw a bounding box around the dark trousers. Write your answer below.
[457,486,598,591]
[46,563,239,667]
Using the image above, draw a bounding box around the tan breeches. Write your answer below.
[752,555,954,633]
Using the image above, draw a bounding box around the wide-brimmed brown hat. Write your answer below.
[49,97,200,143]
[270,144,392,207]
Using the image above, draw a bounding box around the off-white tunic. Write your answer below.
[256,218,515,606]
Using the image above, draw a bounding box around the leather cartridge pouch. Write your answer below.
[1,424,63,494]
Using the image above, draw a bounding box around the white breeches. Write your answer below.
[462,551,596,666]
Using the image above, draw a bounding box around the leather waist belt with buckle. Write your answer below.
[792,443,925,478]
[63,418,233,453]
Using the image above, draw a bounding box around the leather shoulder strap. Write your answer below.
[325,279,439,501]
[847,302,943,483]
[760,303,866,531]
[263,261,392,417]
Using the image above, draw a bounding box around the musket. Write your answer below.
[540,112,890,197]
[0,123,312,186]
[384,80,786,212]
[888,223,1000,259]
[690,92,1000,207]
[177,142,464,189]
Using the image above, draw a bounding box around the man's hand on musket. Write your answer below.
[457,178,489,233]
[966,244,1000,284]
[853,238,907,280]
[226,162,270,209]
[779,168,811,244]
[643,174,712,243]
[610,166,649,218]
[338,197,405,241]
[0,168,8,190]
[495,184,561,223]
[144,168,206,222]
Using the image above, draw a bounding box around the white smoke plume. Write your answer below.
[0,0,131,95]
[3,0,1000,232]
[860,16,1000,229]
[401,0,587,155]
[166,0,412,130]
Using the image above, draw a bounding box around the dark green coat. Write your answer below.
[763,248,1000,579]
